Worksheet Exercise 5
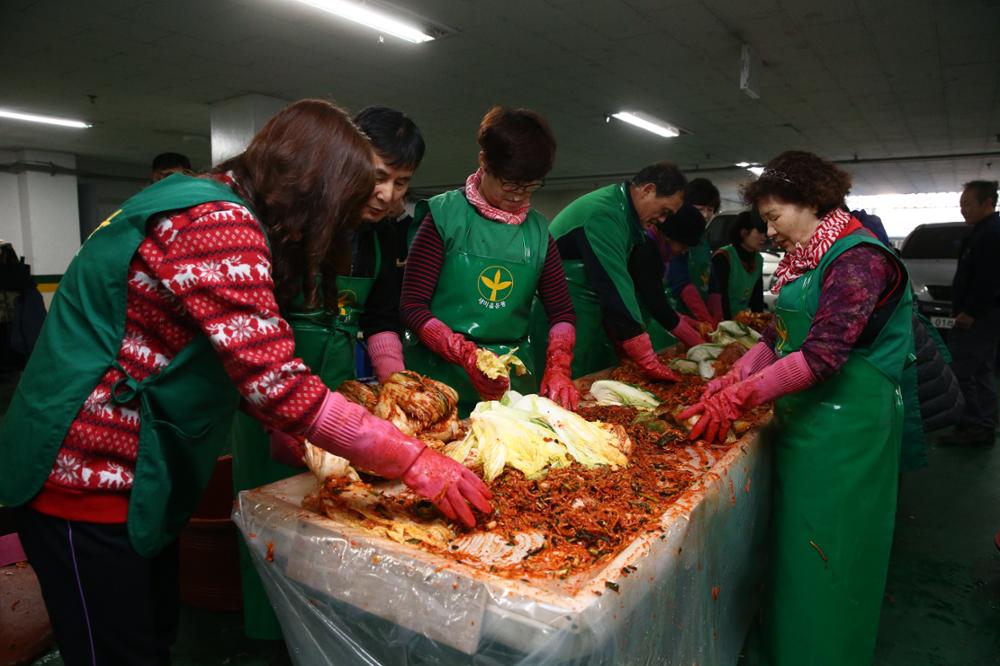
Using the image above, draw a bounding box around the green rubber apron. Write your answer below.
[404,190,546,416]
[670,236,712,316]
[561,259,621,376]
[748,233,911,665]
[230,235,379,638]
[0,174,253,557]
[717,244,763,315]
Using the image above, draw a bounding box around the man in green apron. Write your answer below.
[668,177,722,324]
[682,175,913,662]
[230,106,426,639]
[547,162,696,379]
[401,107,578,416]
[642,204,712,350]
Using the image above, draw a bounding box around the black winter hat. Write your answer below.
[657,203,706,247]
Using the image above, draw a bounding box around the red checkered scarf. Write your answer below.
[771,207,853,294]
[465,168,530,225]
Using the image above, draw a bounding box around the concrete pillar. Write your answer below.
[210,94,288,166]
[0,150,80,277]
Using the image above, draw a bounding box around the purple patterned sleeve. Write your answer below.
[800,245,897,380]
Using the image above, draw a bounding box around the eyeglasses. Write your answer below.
[498,178,545,195]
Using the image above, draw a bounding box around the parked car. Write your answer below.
[707,212,782,309]
[900,222,972,330]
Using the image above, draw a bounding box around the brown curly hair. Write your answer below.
[216,99,375,311]
[742,151,852,216]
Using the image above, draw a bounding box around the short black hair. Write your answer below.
[686,177,721,213]
[353,106,425,171]
[151,152,191,172]
[729,210,766,246]
[963,180,999,207]
[656,203,706,247]
[632,162,687,197]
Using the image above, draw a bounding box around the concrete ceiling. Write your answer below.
[1,0,999,197]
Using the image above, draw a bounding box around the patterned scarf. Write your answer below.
[465,168,530,225]
[771,207,853,294]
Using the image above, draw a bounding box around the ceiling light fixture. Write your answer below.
[610,111,679,138]
[291,0,435,43]
[0,108,91,129]
[734,161,751,168]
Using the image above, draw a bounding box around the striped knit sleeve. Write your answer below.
[536,234,575,326]
[399,214,444,332]
[155,204,327,434]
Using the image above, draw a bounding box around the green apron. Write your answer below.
[404,190,547,416]
[749,232,912,665]
[716,244,763,315]
[0,174,253,557]
[546,183,647,377]
[231,232,379,638]
[669,236,712,317]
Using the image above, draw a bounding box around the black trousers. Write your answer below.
[15,508,179,666]
[949,308,1000,431]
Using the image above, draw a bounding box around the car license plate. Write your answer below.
[931,316,955,329]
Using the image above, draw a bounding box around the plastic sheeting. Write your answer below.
[234,430,772,666]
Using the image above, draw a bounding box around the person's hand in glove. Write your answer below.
[680,284,719,327]
[418,318,508,400]
[366,331,406,383]
[670,314,706,349]
[703,340,776,397]
[680,350,816,442]
[306,391,493,527]
[539,322,579,410]
[269,430,307,468]
[621,332,681,382]
[707,293,724,324]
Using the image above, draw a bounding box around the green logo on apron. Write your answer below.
[477,266,514,307]
[337,289,358,316]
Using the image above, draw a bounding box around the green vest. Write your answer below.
[547,183,646,376]
[283,235,380,390]
[0,174,255,557]
[716,244,763,315]
[228,229,380,638]
[749,231,912,665]
[404,190,548,415]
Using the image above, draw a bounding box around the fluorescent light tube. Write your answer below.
[734,161,751,168]
[0,108,91,128]
[611,112,679,138]
[292,0,435,43]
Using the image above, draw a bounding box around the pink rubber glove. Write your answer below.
[269,430,307,468]
[367,331,405,383]
[307,391,493,527]
[704,340,777,397]
[680,351,816,442]
[539,322,579,410]
[621,333,681,382]
[418,318,508,400]
[670,315,705,349]
[707,293,724,323]
[680,284,718,326]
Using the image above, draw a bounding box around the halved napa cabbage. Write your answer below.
[445,394,629,482]
[589,380,661,410]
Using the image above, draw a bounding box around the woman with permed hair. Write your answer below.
[401,106,578,415]
[680,150,913,665]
